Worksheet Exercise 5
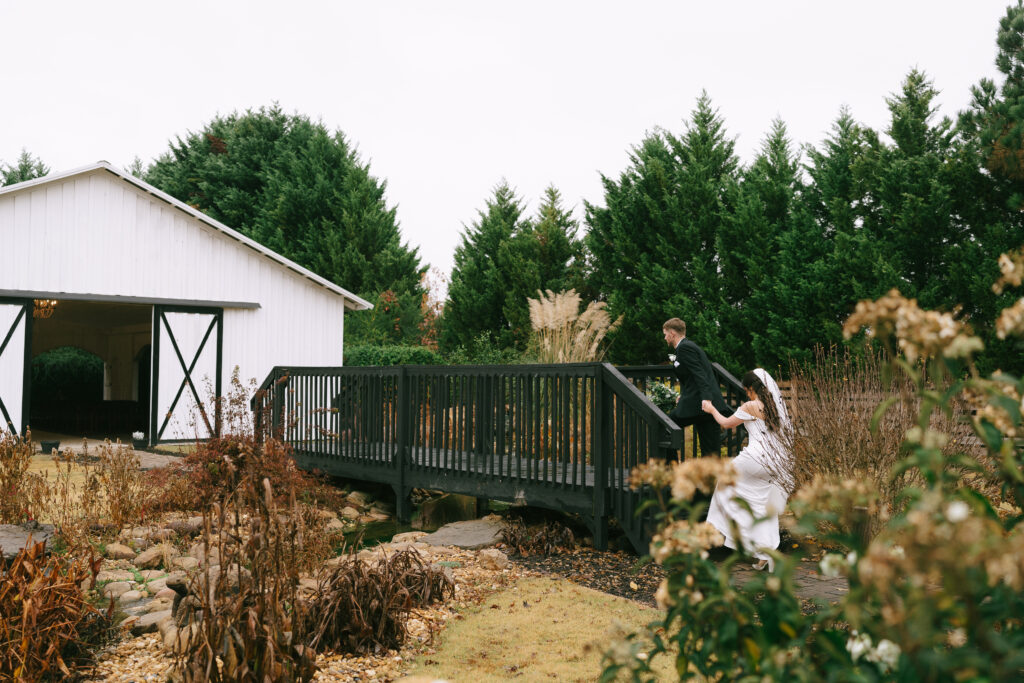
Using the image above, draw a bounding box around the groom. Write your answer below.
[662,318,732,456]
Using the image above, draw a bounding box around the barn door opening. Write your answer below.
[151,305,223,444]
[0,299,31,437]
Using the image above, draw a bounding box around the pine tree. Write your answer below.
[502,185,585,346]
[441,182,527,351]
[718,119,799,370]
[146,105,425,340]
[1,149,48,186]
[585,93,740,366]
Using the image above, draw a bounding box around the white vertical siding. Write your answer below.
[0,169,348,403]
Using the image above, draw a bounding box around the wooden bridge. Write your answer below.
[251,362,745,553]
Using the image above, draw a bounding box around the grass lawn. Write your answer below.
[406,576,675,681]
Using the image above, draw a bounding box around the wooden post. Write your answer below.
[395,367,411,523]
[592,366,609,550]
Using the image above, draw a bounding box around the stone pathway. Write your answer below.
[731,561,848,602]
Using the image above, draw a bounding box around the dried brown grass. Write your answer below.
[0,428,48,524]
[302,550,454,655]
[527,289,621,363]
[782,347,978,540]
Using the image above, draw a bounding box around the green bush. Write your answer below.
[30,346,103,405]
[344,344,442,367]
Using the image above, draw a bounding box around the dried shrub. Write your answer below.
[174,450,318,682]
[302,549,454,654]
[502,518,576,555]
[784,347,980,541]
[43,449,102,552]
[0,541,112,681]
[144,434,343,515]
[0,428,48,524]
[93,440,146,533]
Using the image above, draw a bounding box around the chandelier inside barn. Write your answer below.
[33,299,59,319]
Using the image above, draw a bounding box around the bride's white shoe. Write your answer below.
[752,559,769,571]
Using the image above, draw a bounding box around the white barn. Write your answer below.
[0,162,371,445]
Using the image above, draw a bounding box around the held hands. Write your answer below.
[701,399,714,414]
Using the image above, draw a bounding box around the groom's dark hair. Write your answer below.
[663,318,686,335]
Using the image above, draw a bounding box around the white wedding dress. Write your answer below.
[706,371,791,570]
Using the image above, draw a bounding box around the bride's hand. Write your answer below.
[701,400,713,413]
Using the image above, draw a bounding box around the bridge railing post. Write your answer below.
[394,366,411,523]
[271,370,286,441]
[592,365,610,550]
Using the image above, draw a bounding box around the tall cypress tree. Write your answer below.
[441,182,527,351]
[146,105,425,336]
[585,93,740,366]
[502,185,585,346]
[719,119,799,370]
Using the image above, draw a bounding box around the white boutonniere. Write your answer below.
[668,354,676,362]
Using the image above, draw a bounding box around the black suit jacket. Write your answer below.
[668,338,732,420]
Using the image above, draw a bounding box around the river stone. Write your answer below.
[419,518,504,550]
[134,543,178,569]
[97,569,135,583]
[139,569,165,580]
[172,556,200,571]
[0,521,55,559]
[477,548,509,570]
[392,531,428,544]
[146,597,174,614]
[340,506,360,520]
[131,610,173,636]
[146,578,168,594]
[347,490,374,507]
[102,581,133,598]
[119,590,145,603]
[104,543,136,560]
[325,518,346,533]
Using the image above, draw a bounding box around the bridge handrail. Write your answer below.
[600,363,683,450]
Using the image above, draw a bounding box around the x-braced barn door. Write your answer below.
[0,299,31,437]
[151,305,223,444]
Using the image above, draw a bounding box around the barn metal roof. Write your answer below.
[0,162,373,311]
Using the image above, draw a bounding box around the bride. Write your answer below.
[701,368,793,571]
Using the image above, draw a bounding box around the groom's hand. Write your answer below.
[701,400,713,413]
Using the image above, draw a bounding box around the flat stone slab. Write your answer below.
[419,518,504,550]
[0,522,55,559]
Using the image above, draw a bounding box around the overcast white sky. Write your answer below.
[0,1,1012,280]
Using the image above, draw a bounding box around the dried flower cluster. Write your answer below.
[527,289,622,363]
[649,520,724,565]
[842,289,982,363]
[630,456,736,502]
[789,474,883,540]
[993,249,1024,294]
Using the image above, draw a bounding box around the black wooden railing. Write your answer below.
[251,362,743,552]
[618,363,747,459]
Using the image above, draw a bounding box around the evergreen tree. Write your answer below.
[585,93,740,367]
[719,119,799,370]
[146,105,425,340]
[756,109,874,369]
[441,182,527,351]
[502,185,585,346]
[1,149,48,186]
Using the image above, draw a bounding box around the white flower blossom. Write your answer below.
[945,501,970,523]
[867,639,901,671]
[820,553,846,578]
[846,550,858,566]
[846,631,872,662]
[889,545,905,559]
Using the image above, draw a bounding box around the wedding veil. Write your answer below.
[753,367,795,499]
